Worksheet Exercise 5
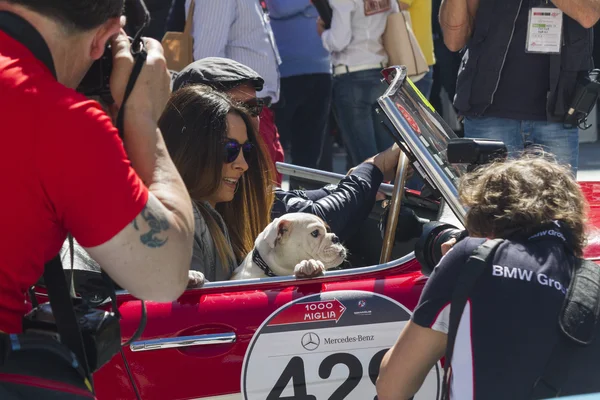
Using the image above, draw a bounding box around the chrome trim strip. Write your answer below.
[130,332,236,352]
[276,162,395,197]
[116,252,417,295]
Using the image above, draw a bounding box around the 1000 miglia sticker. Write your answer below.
[241,290,441,400]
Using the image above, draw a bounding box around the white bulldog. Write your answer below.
[231,213,347,280]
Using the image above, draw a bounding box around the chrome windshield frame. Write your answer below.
[377,66,467,225]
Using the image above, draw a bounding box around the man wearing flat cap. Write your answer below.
[173,57,283,182]
[181,0,285,182]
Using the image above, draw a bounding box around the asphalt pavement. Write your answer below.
[578,141,600,182]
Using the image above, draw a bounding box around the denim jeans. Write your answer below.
[275,73,332,168]
[332,68,393,165]
[414,68,434,100]
[464,117,579,173]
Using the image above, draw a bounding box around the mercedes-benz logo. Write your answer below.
[301,332,320,351]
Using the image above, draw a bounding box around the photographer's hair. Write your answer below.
[158,85,274,267]
[459,156,588,256]
[6,0,123,31]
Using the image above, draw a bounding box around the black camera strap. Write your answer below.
[0,12,56,79]
[441,238,504,400]
[44,250,94,391]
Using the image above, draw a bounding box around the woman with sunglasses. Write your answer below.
[159,84,402,283]
[158,85,273,281]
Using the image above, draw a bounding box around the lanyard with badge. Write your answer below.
[525,0,563,54]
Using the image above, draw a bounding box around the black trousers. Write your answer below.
[0,335,94,399]
[274,73,333,169]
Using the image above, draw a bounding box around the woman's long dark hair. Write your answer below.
[158,85,274,266]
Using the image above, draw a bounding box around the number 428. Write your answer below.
[266,349,388,400]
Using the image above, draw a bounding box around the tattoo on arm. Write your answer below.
[132,206,170,248]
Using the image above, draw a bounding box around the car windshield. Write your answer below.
[377,66,468,225]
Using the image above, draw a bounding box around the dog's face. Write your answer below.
[258,213,347,274]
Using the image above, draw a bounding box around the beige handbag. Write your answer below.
[161,0,195,72]
[382,10,429,82]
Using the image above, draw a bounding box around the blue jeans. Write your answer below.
[332,69,393,165]
[464,117,579,174]
[414,68,434,100]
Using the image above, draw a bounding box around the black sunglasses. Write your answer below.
[242,98,266,117]
[223,139,254,163]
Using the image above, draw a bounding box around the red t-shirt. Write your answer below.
[0,32,149,333]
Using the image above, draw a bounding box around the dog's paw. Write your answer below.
[187,270,206,288]
[294,259,325,279]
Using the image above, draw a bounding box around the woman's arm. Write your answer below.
[376,238,481,398]
[320,0,355,52]
[377,322,446,400]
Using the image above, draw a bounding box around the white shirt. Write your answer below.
[186,0,281,103]
[321,0,399,67]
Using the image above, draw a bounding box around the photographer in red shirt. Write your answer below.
[0,0,194,397]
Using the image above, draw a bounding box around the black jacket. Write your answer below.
[454,0,593,122]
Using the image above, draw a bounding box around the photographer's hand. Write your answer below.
[85,31,194,303]
[110,30,171,122]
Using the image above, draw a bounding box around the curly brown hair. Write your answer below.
[459,156,589,256]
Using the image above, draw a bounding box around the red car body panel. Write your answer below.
[90,184,600,400]
[581,182,600,259]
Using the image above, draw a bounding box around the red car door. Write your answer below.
[94,257,439,400]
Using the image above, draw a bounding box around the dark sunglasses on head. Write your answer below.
[223,139,254,163]
[242,98,266,117]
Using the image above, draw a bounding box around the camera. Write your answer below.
[76,0,149,102]
[415,221,465,276]
[23,300,121,373]
[565,69,600,129]
[446,138,507,171]
[77,47,113,101]
[414,139,506,274]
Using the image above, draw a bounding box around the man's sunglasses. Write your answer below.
[224,139,254,163]
[242,98,266,117]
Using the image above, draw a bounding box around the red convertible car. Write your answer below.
[67,66,600,400]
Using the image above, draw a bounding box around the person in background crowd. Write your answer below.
[318,0,399,167]
[143,0,174,40]
[185,0,284,182]
[0,0,194,396]
[266,0,332,170]
[441,0,600,174]
[160,83,403,284]
[398,0,435,99]
[429,0,462,121]
[377,156,600,399]
[165,0,184,33]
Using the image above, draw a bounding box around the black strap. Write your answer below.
[530,259,600,399]
[441,238,504,400]
[43,255,92,383]
[0,12,57,79]
[116,43,148,137]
